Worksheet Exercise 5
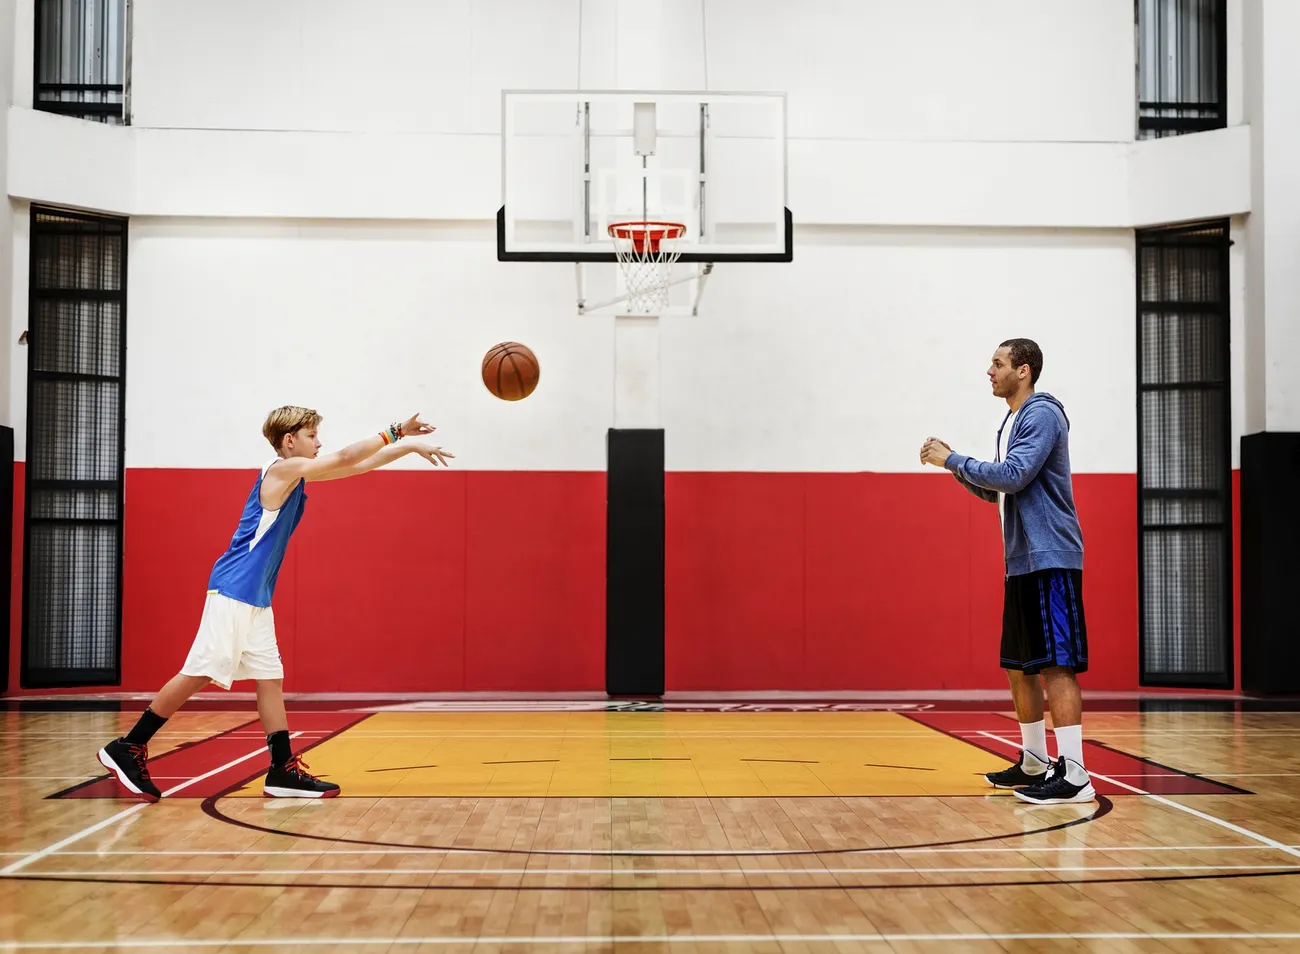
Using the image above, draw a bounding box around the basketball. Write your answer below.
[481,341,540,401]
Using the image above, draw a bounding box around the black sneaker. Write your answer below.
[97,738,162,803]
[985,749,1050,789]
[1013,756,1096,805]
[263,754,340,798]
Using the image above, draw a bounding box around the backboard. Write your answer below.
[497,90,791,265]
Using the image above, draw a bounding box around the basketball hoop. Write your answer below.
[607,221,686,315]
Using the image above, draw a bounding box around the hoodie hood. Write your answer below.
[1021,391,1069,429]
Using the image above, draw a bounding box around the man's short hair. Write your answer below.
[1000,338,1043,385]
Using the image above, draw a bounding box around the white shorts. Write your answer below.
[180,590,284,690]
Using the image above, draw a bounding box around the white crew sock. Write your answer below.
[1054,724,1085,769]
[1019,719,1048,764]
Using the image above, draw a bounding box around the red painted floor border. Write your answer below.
[903,711,1250,796]
[57,712,370,800]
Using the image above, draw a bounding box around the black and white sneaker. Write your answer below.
[97,738,162,803]
[985,749,1050,789]
[1013,757,1096,804]
[263,754,340,798]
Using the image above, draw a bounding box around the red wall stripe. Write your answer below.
[665,471,1140,691]
[5,465,1241,695]
[116,468,606,695]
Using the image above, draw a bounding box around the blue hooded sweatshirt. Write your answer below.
[943,391,1084,577]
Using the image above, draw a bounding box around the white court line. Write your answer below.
[0,776,200,782]
[0,732,302,877]
[1,843,1288,858]
[1093,773,1300,780]
[977,731,1300,861]
[5,771,1293,782]
[7,863,1299,879]
[7,931,1300,948]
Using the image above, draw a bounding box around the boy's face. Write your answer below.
[282,426,321,459]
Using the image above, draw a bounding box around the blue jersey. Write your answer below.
[207,459,308,608]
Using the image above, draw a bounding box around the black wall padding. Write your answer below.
[605,428,665,696]
[1241,431,1300,694]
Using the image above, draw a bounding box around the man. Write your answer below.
[920,339,1094,805]
[96,406,454,802]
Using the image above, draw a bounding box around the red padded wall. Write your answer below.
[665,472,1139,690]
[5,464,1239,695]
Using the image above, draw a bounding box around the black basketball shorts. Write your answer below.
[1000,568,1088,675]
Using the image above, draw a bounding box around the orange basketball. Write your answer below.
[481,341,540,401]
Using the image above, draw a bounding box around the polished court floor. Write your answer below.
[4,697,1300,951]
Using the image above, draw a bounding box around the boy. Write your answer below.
[96,406,453,801]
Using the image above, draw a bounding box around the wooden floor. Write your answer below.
[4,698,1300,952]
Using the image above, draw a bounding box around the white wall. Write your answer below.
[5,0,1247,230]
[660,228,1136,474]
[0,0,14,433]
[1129,126,1252,227]
[125,0,1135,142]
[4,0,1166,228]
[703,0,1136,143]
[10,108,1152,228]
[121,218,613,471]
[129,0,582,134]
[1241,0,1300,434]
[7,204,24,444]
[1,1,1259,474]
[92,219,1132,474]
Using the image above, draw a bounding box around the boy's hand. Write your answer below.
[410,440,455,467]
[401,413,437,437]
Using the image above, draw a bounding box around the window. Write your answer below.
[22,207,127,688]
[35,0,127,124]
[1136,220,1232,689]
[1136,0,1226,139]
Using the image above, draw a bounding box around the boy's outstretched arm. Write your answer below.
[262,412,436,505]
[313,438,455,481]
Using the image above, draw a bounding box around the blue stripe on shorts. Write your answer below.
[1039,570,1084,670]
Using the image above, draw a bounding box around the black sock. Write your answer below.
[124,707,166,746]
[267,730,292,768]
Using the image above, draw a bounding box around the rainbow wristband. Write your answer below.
[379,422,402,445]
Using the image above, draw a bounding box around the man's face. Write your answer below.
[987,347,1025,399]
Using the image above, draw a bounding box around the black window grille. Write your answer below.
[35,0,127,124]
[1137,0,1227,139]
[22,207,127,688]
[1136,220,1232,689]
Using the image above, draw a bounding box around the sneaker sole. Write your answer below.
[96,748,161,803]
[1012,784,1097,805]
[987,777,1046,789]
[262,785,341,798]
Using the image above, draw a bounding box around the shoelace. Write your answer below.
[127,743,152,777]
[281,754,319,780]
[1027,759,1073,793]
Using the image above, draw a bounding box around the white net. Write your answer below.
[608,221,686,315]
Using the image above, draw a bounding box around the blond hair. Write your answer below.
[263,405,322,451]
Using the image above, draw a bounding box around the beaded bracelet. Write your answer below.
[379,421,403,445]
